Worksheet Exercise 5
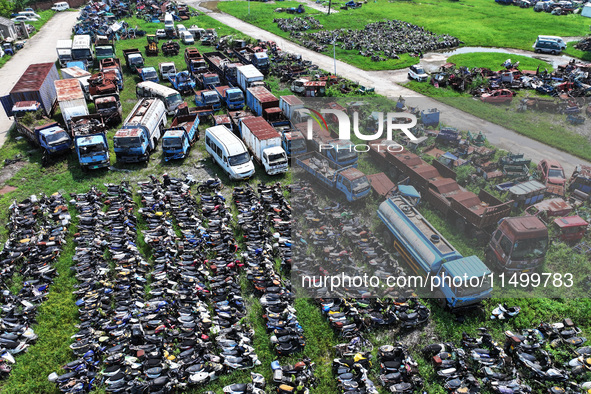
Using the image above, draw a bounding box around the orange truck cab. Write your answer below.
[486,216,549,273]
[553,216,588,243]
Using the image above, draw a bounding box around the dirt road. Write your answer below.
[0,12,80,147]
[188,3,589,175]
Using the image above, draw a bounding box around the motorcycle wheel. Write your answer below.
[197,185,206,193]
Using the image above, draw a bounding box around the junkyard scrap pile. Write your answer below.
[291,19,461,60]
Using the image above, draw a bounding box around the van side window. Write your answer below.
[500,236,512,255]
[215,145,221,157]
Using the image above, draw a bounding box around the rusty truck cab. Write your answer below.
[553,216,588,243]
[486,216,548,272]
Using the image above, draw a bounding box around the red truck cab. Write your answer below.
[537,159,566,196]
[553,216,588,243]
[486,216,549,273]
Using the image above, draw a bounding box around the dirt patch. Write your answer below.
[0,161,27,186]
[0,185,17,195]
[200,1,220,12]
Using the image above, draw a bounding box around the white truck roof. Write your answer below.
[237,64,263,79]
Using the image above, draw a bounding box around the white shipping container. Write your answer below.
[236,64,264,92]
[279,95,304,120]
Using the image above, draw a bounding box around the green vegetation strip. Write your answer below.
[218,0,590,71]
[405,81,591,162]
[447,52,554,72]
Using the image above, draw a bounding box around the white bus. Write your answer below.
[136,81,183,115]
[71,35,93,63]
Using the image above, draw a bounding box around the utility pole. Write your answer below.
[328,0,332,15]
[248,0,250,16]
[333,39,337,75]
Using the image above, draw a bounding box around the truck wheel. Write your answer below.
[81,165,88,173]
[433,289,447,310]
[454,217,466,233]
[41,152,49,167]
[382,228,393,247]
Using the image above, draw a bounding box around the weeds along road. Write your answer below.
[0,12,80,147]
[190,3,590,175]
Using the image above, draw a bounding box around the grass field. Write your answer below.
[218,0,590,71]
[563,39,591,61]
[1,8,591,394]
[447,52,554,71]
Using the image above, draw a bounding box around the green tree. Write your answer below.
[0,0,15,18]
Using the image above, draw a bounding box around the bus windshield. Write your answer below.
[166,93,183,108]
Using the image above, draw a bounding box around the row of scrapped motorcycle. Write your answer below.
[232,184,307,357]
[52,183,160,392]
[140,176,261,381]
[332,341,423,394]
[422,321,591,393]
[0,193,69,379]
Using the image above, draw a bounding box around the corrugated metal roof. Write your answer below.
[304,81,326,87]
[241,116,280,140]
[214,114,231,125]
[509,180,546,196]
[367,173,395,196]
[533,197,571,214]
[11,63,55,94]
[264,107,282,114]
[61,67,91,79]
[280,95,303,106]
[55,79,85,102]
[248,86,278,104]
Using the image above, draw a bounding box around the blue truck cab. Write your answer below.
[215,86,244,110]
[320,139,358,168]
[140,67,159,83]
[378,192,492,311]
[12,102,72,161]
[75,133,110,171]
[113,98,167,163]
[295,152,370,202]
[280,128,307,158]
[37,124,72,155]
[195,89,221,110]
[162,109,200,161]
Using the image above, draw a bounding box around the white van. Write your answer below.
[51,2,69,11]
[18,10,40,19]
[537,35,566,50]
[180,30,194,45]
[164,13,174,32]
[205,125,255,180]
